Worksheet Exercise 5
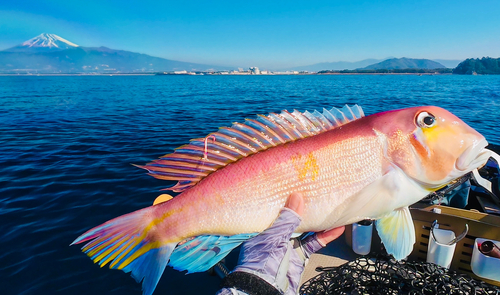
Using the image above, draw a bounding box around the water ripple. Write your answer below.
[0,75,499,295]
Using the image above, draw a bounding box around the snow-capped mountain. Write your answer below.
[0,33,230,73]
[4,33,79,52]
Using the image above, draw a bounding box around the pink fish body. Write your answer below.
[73,105,491,295]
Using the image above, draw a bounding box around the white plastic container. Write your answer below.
[352,220,373,255]
[471,238,500,282]
[426,228,456,269]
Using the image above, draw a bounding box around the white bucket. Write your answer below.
[471,238,500,282]
[352,220,373,255]
[426,227,456,269]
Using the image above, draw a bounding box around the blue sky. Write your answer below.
[1,0,499,68]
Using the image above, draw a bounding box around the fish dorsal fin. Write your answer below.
[138,105,364,192]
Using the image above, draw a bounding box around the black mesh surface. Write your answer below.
[300,254,500,295]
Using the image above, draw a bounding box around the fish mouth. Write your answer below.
[455,139,490,172]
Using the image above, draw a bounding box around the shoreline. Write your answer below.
[317,72,452,75]
[0,72,454,76]
[0,73,156,76]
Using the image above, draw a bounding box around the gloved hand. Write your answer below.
[217,193,345,295]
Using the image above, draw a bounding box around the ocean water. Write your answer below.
[1,74,499,295]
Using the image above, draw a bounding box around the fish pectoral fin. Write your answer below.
[375,206,415,260]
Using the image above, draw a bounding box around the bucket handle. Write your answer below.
[430,220,468,246]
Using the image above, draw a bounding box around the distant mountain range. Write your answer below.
[360,58,446,70]
[280,59,386,72]
[281,58,462,72]
[0,33,231,73]
[0,33,465,73]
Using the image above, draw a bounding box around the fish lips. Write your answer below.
[455,139,490,172]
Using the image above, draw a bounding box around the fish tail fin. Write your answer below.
[71,206,177,295]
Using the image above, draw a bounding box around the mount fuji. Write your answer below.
[0,33,231,73]
[4,33,79,52]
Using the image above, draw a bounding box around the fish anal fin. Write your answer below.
[169,233,257,273]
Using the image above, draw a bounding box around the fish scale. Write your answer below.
[149,131,385,243]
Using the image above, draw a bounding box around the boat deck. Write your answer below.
[301,234,358,284]
[301,203,500,290]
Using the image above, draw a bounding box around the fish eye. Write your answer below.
[416,111,436,128]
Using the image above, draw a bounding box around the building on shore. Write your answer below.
[230,70,251,75]
[249,67,260,75]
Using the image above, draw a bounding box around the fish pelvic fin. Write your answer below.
[139,105,365,192]
[71,206,178,295]
[331,166,421,260]
[375,206,415,260]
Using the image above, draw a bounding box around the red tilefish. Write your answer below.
[72,105,491,295]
